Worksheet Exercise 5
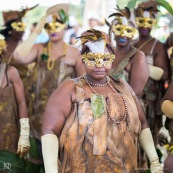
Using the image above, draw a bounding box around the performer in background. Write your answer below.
[0,39,30,173]
[107,6,149,98]
[134,1,170,145]
[13,3,85,173]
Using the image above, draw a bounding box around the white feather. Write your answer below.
[85,40,105,53]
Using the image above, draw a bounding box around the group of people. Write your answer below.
[0,1,173,173]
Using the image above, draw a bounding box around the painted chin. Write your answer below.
[140,28,150,35]
[50,33,57,37]
[118,37,127,44]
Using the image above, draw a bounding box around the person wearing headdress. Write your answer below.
[0,39,30,173]
[0,5,38,104]
[13,3,85,172]
[107,6,149,99]
[41,29,162,173]
[134,0,170,146]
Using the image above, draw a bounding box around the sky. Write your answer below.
[0,0,82,10]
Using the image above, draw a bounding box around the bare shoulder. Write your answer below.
[51,78,77,102]
[132,50,146,64]
[7,66,21,82]
[155,39,165,49]
[67,44,81,56]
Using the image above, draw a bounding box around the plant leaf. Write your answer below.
[156,0,173,16]
[127,0,138,9]
[91,94,105,118]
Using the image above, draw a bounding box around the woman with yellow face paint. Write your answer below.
[134,1,170,146]
[13,3,85,173]
[41,29,163,173]
[108,6,149,99]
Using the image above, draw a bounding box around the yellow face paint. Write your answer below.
[112,24,137,38]
[45,22,66,33]
[136,17,156,28]
[11,22,26,32]
[82,52,115,68]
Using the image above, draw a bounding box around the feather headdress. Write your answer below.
[3,4,38,25]
[107,5,135,27]
[45,3,69,24]
[77,29,108,53]
[135,1,159,18]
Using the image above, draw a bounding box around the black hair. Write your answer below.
[0,18,18,39]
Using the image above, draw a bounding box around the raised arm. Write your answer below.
[41,80,76,173]
[13,43,42,64]
[129,50,149,98]
[8,66,30,157]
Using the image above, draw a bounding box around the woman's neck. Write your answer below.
[49,40,65,49]
[85,74,107,85]
[139,34,152,42]
[116,44,132,54]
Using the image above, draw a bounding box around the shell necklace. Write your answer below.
[83,74,127,124]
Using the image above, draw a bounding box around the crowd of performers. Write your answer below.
[0,1,173,173]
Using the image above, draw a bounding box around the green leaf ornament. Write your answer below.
[91,94,105,118]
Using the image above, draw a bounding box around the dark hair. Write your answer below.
[0,19,18,39]
[81,43,114,55]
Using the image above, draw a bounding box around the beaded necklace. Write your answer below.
[83,74,109,87]
[47,42,67,71]
[83,74,127,124]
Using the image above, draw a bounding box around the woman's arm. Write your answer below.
[41,79,76,173]
[13,43,42,65]
[8,66,30,157]
[130,50,149,98]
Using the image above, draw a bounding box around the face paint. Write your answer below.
[11,22,26,32]
[119,37,127,43]
[45,22,66,33]
[82,52,115,68]
[112,24,137,38]
[136,17,156,28]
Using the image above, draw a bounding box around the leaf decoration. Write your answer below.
[105,19,111,27]
[156,0,173,16]
[127,0,138,9]
[109,5,131,20]
[91,94,105,118]
[58,9,69,24]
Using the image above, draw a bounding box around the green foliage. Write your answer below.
[58,9,69,24]
[127,0,138,9]
[156,0,173,16]
[91,94,105,118]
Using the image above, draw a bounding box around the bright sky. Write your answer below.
[0,0,82,10]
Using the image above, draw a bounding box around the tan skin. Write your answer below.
[13,29,85,77]
[0,65,28,161]
[112,24,149,98]
[42,48,148,138]
[1,65,28,118]
[134,26,170,81]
